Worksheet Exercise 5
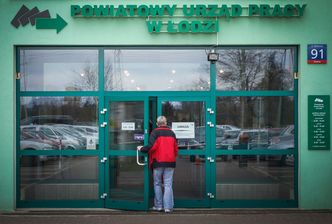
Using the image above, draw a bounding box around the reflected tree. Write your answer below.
[72,62,98,91]
[217,49,266,91]
[216,49,293,128]
[217,49,266,127]
[21,97,98,125]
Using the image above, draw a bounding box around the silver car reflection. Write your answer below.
[21,125,84,150]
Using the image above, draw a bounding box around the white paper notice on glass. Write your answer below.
[172,122,195,139]
[86,137,97,150]
[121,122,135,131]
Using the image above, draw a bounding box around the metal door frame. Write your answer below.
[104,96,150,210]
[157,96,213,208]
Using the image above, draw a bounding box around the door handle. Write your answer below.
[137,148,147,166]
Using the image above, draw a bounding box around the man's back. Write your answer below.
[141,126,178,168]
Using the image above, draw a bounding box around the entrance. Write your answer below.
[104,96,212,210]
[17,47,297,209]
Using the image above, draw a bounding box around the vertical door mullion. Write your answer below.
[16,47,21,206]
[205,97,211,205]
[293,47,299,205]
[209,61,217,207]
[143,97,150,210]
[103,97,110,206]
[98,49,106,207]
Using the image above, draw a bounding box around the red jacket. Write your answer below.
[141,126,178,168]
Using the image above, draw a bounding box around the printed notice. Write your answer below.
[172,122,195,139]
[86,137,97,150]
[308,95,330,150]
[121,122,135,131]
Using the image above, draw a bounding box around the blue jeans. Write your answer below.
[153,167,174,210]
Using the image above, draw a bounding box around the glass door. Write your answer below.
[104,97,150,210]
[157,97,212,207]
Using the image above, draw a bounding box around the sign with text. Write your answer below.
[86,137,97,150]
[134,134,144,141]
[71,4,306,33]
[308,95,330,150]
[121,122,135,131]
[307,44,327,64]
[172,122,195,139]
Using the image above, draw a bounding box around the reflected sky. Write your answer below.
[20,50,98,91]
[104,50,210,91]
[20,48,294,92]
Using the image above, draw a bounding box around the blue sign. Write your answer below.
[308,44,327,64]
[134,134,144,141]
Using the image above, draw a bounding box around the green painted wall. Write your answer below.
[0,0,331,210]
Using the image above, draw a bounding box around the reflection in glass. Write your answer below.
[109,101,144,150]
[104,50,210,91]
[173,155,205,199]
[216,48,294,90]
[20,49,98,91]
[109,157,144,201]
[20,156,99,200]
[162,101,206,150]
[20,97,99,150]
[215,155,294,200]
[216,97,294,150]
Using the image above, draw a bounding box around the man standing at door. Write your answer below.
[138,116,178,213]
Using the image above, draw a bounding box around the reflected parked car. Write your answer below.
[217,129,269,150]
[21,129,60,149]
[20,133,58,165]
[268,125,295,166]
[72,125,99,143]
[240,129,269,149]
[177,139,204,149]
[21,125,85,150]
[20,137,57,151]
[218,125,241,131]
[269,125,294,149]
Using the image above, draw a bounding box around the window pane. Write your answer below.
[20,97,99,150]
[104,50,210,91]
[20,49,98,91]
[109,156,144,201]
[174,155,206,199]
[20,156,99,200]
[216,97,294,150]
[215,155,294,200]
[162,101,206,150]
[216,49,294,90]
[108,101,144,150]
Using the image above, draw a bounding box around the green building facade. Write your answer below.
[0,0,331,211]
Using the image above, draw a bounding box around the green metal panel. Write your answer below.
[19,150,100,156]
[215,91,294,96]
[211,200,297,208]
[215,149,294,156]
[20,91,99,96]
[18,200,103,208]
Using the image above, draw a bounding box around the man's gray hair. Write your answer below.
[156,116,167,126]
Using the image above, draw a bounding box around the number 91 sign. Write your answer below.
[308,44,327,64]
